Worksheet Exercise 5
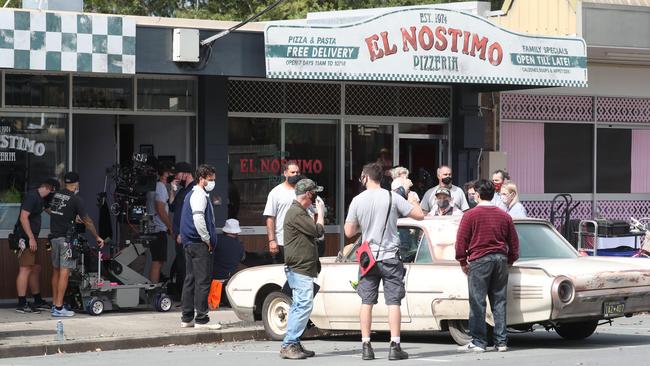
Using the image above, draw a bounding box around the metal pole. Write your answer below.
[592,96,598,219]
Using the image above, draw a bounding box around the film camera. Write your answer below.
[110,153,158,236]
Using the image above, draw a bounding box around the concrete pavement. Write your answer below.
[0,305,265,358]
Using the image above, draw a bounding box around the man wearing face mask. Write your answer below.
[279,179,325,359]
[431,188,463,216]
[463,181,478,209]
[13,178,59,313]
[264,160,301,263]
[180,164,221,330]
[49,172,104,317]
[421,165,469,214]
[146,163,175,283]
[169,162,195,299]
[491,170,510,211]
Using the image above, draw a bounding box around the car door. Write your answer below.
[321,233,414,329]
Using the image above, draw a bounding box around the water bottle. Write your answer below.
[55,320,65,342]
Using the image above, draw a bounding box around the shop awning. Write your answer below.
[265,7,588,87]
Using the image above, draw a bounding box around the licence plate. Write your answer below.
[603,301,625,317]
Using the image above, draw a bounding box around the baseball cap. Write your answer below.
[174,162,193,173]
[434,187,451,197]
[63,172,80,184]
[295,179,324,195]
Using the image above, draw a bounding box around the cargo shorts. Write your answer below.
[357,257,406,306]
[50,237,76,269]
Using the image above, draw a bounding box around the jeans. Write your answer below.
[468,253,509,349]
[282,267,314,346]
[181,243,212,324]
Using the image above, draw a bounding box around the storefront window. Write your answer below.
[73,76,133,109]
[228,117,339,226]
[0,113,67,231]
[5,74,69,107]
[137,78,195,112]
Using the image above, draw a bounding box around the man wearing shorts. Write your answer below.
[14,178,59,313]
[49,172,104,317]
[344,162,424,361]
[147,163,174,283]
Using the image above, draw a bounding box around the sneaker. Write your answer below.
[362,341,375,361]
[494,345,508,352]
[181,321,195,328]
[33,301,52,311]
[457,343,485,353]
[16,303,40,314]
[195,322,222,330]
[280,343,307,360]
[297,343,315,358]
[388,341,409,360]
[51,307,75,317]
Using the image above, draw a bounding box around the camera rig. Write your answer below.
[109,153,158,242]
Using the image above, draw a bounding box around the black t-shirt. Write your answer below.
[18,189,44,237]
[49,189,87,237]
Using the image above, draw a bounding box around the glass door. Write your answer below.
[282,119,339,225]
[344,124,394,209]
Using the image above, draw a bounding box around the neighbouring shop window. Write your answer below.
[0,113,67,232]
[544,123,593,193]
[228,117,339,226]
[596,128,631,193]
[137,78,196,112]
[5,74,69,107]
[73,76,133,109]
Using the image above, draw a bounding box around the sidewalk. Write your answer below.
[0,305,266,358]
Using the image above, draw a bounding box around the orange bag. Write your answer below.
[208,280,223,310]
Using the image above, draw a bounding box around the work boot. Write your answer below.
[388,341,408,360]
[297,343,315,357]
[280,343,307,360]
[362,341,375,360]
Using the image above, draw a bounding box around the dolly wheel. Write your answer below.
[155,294,172,312]
[87,298,104,316]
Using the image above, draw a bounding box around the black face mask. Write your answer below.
[287,175,301,185]
[44,192,55,206]
[441,177,452,185]
[166,175,175,184]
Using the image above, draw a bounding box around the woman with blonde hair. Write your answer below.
[500,182,527,218]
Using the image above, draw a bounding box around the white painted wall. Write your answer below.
[511,63,650,98]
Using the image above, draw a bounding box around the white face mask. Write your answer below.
[205,180,215,192]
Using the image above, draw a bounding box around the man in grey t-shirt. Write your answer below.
[421,165,469,214]
[263,161,301,263]
[344,162,424,361]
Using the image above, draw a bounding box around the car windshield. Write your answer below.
[516,223,578,261]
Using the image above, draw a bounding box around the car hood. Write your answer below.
[517,257,650,291]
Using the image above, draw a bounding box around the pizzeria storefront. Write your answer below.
[0,3,587,299]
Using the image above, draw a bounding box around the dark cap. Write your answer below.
[434,187,451,197]
[174,162,193,173]
[63,172,80,184]
[295,178,323,195]
[43,178,60,191]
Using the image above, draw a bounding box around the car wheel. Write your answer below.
[448,320,495,346]
[261,291,292,341]
[555,320,598,340]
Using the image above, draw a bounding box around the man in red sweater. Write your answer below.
[455,179,519,353]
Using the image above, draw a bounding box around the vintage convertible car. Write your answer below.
[226,217,650,344]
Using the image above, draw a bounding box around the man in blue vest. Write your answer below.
[179,164,221,330]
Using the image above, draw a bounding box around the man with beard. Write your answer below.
[263,160,301,263]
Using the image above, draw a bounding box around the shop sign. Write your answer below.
[0,8,135,74]
[265,7,587,87]
[0,126,46,162]
[239,158,323,174]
